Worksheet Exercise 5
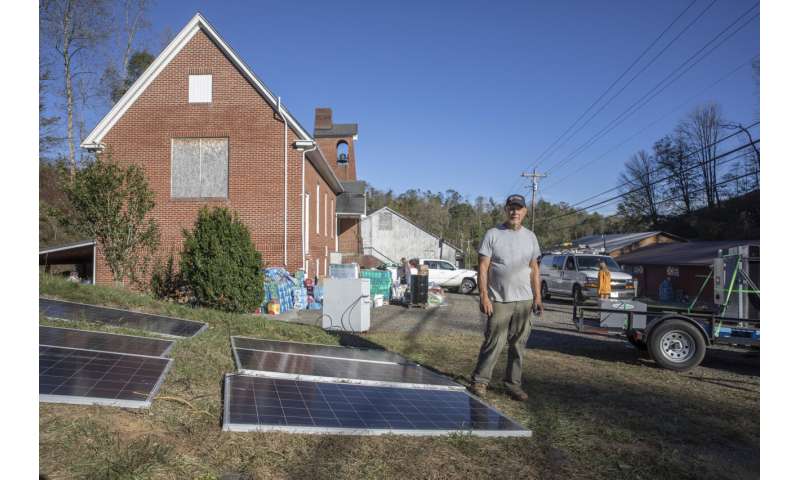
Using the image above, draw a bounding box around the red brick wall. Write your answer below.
[94,29,335,285]
[316,136,357,181]
[304,162,336,278]
[337,217,361,255]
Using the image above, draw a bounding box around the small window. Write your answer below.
[565,256,576,270]
[540,255,553,268]
[336,141,349,165]
[189,75,212,103]
[171,138,228,198]
[378,212,392,230]
[439,261,456,271]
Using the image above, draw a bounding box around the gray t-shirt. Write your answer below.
[478,224,541,302]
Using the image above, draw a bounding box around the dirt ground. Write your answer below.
[298,293,760,383]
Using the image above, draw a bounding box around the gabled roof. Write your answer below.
[80,12,343,193]
[615,240,760,266]
[572,231,685,253]
[368,207,464,254]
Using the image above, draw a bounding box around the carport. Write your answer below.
[39,240,96,284]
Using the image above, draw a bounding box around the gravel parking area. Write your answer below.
[296,291,759,379]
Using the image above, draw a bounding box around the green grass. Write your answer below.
[39,274,759,479]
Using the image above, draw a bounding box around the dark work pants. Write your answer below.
[471,299,533,387]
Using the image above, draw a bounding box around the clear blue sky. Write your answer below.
[96,0,761,213]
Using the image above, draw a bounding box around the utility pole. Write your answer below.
[521,169,547,232]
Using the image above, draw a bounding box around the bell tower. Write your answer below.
[314,108,358,181]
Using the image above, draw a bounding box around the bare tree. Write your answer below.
[679,103,724,208]
[102,0,151,104]
[617,150,660,224]
[653,134,698,215]
[40,0,112,177]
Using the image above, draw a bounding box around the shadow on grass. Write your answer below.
[518,368,759,479]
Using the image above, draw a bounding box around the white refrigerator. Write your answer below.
[322,278,371,332]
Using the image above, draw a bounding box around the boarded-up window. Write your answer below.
[171,138,228,198]
[189,75,212,103]
[379,212,393,230]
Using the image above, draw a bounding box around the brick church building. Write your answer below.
[71,13,366,285]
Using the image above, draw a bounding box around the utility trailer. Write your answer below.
[572,301,759,371]
[571,245,760,371]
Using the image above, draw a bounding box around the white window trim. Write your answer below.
[331,199,335,239]
[315,184,320,235]
[324,192,328,237]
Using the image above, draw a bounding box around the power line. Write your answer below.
[543,168,759,235]
[563,121,758,209]
[529,1,701,171]
[538,139,758,223]
[535,0,716,174]
[542,2,759,178]
[504,0,707,199]
[544,54,760,191]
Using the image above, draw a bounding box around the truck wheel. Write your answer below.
[541,282,550,300]
[460,278,476,294]
[572,285,584,305]
[646,319,706,371]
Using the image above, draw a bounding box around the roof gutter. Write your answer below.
[307,149,344,194]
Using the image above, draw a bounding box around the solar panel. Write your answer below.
[234,348,463,391]
[40,298,207,338]
[39,346,172,409]
[223,374,531,437]
[231,336,409,365]
[40,325,175,357]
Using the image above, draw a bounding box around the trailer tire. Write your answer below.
[647,319,706,371]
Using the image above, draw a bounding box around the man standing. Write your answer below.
[469,194,543,401]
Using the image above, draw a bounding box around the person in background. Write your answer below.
[468,194,543,402]
[598,262,612,300]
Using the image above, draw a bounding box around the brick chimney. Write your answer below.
[315,108,332,131]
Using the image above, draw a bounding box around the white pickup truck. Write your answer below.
[407,258,478,294]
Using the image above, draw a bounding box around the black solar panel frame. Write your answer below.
[231,336,410,365]
[39,345,173,409]
[40,297,208,338]
[233,347,463,391]
[39,325,175,357]
[222,374,531,437]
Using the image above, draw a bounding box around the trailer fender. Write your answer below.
[643,314,711,345]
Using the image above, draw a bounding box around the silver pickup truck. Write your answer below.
[539,253,635,303]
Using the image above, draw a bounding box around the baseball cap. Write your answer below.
[505,194,526,208]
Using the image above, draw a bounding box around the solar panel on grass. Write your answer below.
[223,374,531,437]
[39,325,175,357]
[39,298,207,338]
[233,347,463,391]
[231,336,409,365]
[39,345,172,409]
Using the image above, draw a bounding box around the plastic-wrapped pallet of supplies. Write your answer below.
[263,267,301,314]
[329,263,360,279]
[360,269,393,301]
